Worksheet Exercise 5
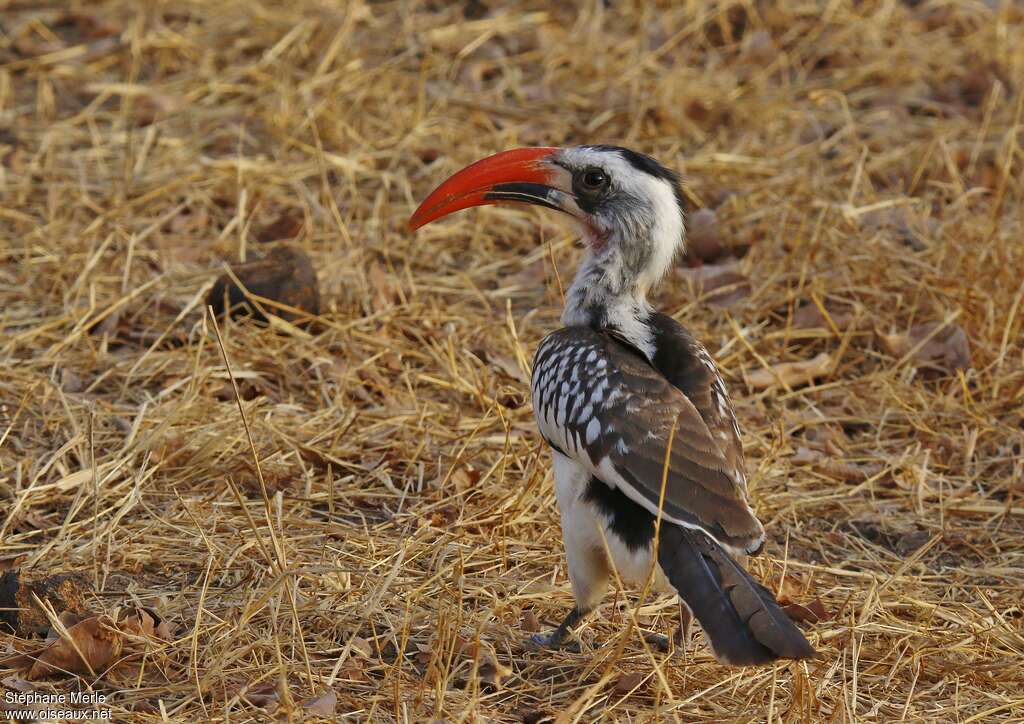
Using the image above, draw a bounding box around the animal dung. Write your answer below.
[207,245,320,328]
[0,570,91,638]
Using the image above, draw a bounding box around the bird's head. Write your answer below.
[409,145,686,297]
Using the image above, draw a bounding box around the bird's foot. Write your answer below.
[527,631,581,653]
[642,631,672,653]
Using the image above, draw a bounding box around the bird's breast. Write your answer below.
[530,329,625,465]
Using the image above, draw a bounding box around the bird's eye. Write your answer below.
[580,168,608,192]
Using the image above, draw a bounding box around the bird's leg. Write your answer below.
[642,630,672,653]
[530,606,589,650]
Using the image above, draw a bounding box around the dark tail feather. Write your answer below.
[657,524,816,666]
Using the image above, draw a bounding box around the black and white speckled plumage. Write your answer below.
[523,148,813,664]
[410,144,815,665]
[531,321,764,554]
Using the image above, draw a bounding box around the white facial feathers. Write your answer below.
[554,146,685,294]
[552,147,685,360]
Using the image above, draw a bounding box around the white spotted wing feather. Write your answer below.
[531,325,765,555]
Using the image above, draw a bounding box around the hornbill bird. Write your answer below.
[409,146,815,666]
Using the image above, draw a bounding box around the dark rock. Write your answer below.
[208,245,320,328]
[0,570,92,637]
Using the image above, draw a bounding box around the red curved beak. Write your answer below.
[408,147,563,231]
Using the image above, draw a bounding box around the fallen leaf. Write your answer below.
[684,208,723,262]
[452,635,474,657]
[823,459,883,483]
[849,520,934,557]
[168,206,210,235]
[119,607,171,640]
[782,598,830,623]
[302,689,337,717]
[776,573,806,603]
[677,259,751,307]
[26,615,120,679]
[13,33,65,57]
[791,302,859,332]
[795,419,849,456]
[256,210,304,244]
[879,321,970,373]
[450,466,481,493]
[45,611,86,643]
[132,91,186,126]
[119,609,155,638]
[0,674,34,693]
[741,29,775,63]
[413,642,433,665]
[0,673,44,721]
[366,261,398,312]
[521,609,540,633]
[157,224,210,265]
[704,272,751,307]
[683,97,732,128]
[973,161,1000,190]
[481,350,529,384]
[350,635,374,659]
[612,671,647,696]
[453,636,512,690]
[240,680,279,707]
[424,506,458,528]
[60,368,85,393]
[858,208,934,251]
[154,618,172,640]
[506,259,547,292]
[335,658,369,682]
[676,259,736,283]
[746,353,833,390]
[3,603,172,681]
[790,446,882,483]
[793,445,822,466]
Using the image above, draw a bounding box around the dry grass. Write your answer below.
[2,1,1024,721]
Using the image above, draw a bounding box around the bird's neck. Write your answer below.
[561,248,657,360]
[560,203,682,360]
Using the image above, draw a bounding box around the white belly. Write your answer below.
[552,451,672,595]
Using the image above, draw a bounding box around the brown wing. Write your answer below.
[532,326,764,554]
[647,311,748,497]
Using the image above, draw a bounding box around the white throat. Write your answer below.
[560,196,684,361]
[561,248,656,358]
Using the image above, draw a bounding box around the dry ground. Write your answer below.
[2,1,1024,721]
